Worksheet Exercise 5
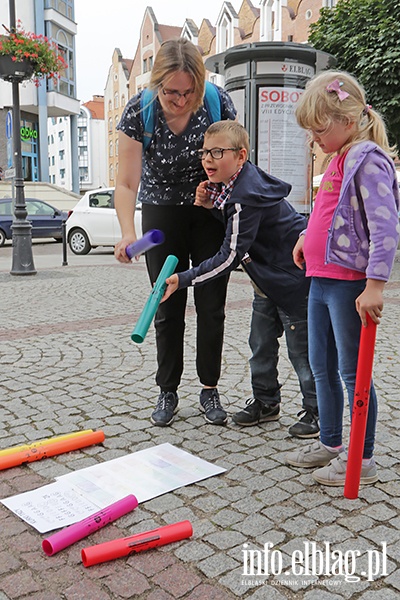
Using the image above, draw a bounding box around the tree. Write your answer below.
[308,0,400,151]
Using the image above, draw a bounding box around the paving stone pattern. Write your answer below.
[0,251,399,599]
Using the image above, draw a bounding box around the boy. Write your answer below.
[163,121,318,436]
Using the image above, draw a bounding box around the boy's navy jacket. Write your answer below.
[178,161,310,315]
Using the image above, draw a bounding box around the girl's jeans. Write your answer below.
[308,277,377,458]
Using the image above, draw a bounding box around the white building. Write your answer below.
[0,0,80,191]
[47,96,106,192]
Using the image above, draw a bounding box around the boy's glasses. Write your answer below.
[161,87,194,100]
[197,147,240,160]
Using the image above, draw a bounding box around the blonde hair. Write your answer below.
[205,121,250,155]
[149,38,205,113]
[295,70,396,157]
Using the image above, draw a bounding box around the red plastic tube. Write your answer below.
[81,520,193,567]
[344,314,377,499]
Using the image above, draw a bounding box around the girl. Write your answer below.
[286,71,399,486]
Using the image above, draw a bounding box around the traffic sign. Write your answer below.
[6,111,12,139]
[5,167,15,179]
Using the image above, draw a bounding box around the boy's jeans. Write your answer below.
[308,277,377,458]
[249,291,317,413]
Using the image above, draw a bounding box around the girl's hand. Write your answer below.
[114,235,137,263]
[355,279,385,326]
[195,181,213,209]
[293,235,306,270]
[161,274,179,302]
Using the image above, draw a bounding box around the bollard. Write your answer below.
[62,220,68,266]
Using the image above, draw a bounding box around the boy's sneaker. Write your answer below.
[286,440,339,468]
[199,388,227,425]
[232,398,280,426]
[288,409,320,439]
[151,391,178,427]
[312,452,378,486]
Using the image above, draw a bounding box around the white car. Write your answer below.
[67,187,142,255]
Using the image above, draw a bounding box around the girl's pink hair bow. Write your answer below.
[326,79,350,101]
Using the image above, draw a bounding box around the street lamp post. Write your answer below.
[8,0,36,276]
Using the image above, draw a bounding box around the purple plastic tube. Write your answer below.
[42,494,138,556]
[126,229,165,259]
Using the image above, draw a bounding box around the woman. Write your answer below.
[114,38,237,427]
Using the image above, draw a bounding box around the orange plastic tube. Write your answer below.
[0,430,94,457]
[344,314,377,499]
[82,520,193,567]
[0,430,105,471]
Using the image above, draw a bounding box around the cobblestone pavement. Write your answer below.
[0,246,399,600]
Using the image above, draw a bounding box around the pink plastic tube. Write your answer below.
[42,494,138,556]
[81,520,193,567]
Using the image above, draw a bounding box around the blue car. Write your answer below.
[0,198,69,246]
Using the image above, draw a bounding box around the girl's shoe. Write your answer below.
[286,440,339,468]
[312,452,378,486]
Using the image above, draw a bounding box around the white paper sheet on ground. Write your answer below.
[1,443,226,533]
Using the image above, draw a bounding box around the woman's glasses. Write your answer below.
[161,87,194,100]
[197,148,240,160]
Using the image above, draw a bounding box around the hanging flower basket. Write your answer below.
[0,20,67,85]
[0,53,35,82]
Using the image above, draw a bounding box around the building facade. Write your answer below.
[0,0,80,191]
[105,0,336,187]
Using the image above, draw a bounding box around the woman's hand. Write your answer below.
[194,181,213,209]
[114,235,137,263]
[355,279,385,326]
[293,235,306,270]
[161,274,179,302]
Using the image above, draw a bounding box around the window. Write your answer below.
[60,169,65,179]
[58,131,64,142]
[149,56,153,70]
[114,92,119,109]
[109,141,113,157]
[323,0,336,6]
[59,150,65,160]
[89,191,114,209]
[0,201,13,216]
[143,58,148,73]
[45,23,75,97]
[108,117,113,133]
[44,0,73,20]
[260,0,282,41]
[26,201,55,216]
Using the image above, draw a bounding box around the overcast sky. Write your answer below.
[75,0,239,102]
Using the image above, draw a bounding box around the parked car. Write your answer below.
[0,198,69,246]
[66,187,142,255]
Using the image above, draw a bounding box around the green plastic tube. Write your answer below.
[131,255,179,343]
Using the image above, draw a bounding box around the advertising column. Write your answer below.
[206,43,336,215]
[257,63,313,213]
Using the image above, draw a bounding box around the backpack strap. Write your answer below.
[140,88,157,152]
[203,81,222,124]
[140,82,222,152]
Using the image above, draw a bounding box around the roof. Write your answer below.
[82,96,105,120]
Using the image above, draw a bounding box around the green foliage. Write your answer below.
[308,0,400,150]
